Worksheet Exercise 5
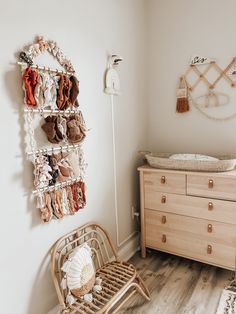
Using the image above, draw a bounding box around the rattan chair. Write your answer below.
[51,223,150,314]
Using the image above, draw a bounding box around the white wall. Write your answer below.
[0,1,147,313]
[147,0,236,155]
[5,1,235,312]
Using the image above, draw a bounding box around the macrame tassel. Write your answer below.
[176,76,190,113]
[83,293,93,303]
[95,277,102,285]
[66,292,76,305]
[93,285,102,293]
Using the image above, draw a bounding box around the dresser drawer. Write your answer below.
[144,191,236,224]
[145,209,236,247]
[144,171,186,195]
[187,174,236,201]
[145,210,236,269]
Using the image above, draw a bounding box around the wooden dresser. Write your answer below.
[138,165,236,270]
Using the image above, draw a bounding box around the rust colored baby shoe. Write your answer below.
[22,66,38,106]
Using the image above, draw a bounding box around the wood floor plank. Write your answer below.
[205,267,233,314]
[144,259,201,314]
[116,250,234,314]
[117,252,181,313]
[181,265,217,314]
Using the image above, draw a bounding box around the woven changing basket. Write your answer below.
[145,153,236,172]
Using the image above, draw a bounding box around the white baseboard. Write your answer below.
[118,232,140,261]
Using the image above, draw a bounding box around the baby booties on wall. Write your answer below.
[19,36,87,222]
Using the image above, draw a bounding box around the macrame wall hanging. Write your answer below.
[18,36,87,223]
[176,56,236,121]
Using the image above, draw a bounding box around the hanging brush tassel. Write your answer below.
[176,76,190,113]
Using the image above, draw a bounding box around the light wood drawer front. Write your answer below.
[144,191,236,224]
[145,210,236,269]
[187,174,236,201]
[144,171,186,195]
[145,209,236,246]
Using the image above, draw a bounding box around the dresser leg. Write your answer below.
[141,246,146,258]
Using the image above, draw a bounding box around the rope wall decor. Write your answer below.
[18,36,87,223]
[176,56,236,120]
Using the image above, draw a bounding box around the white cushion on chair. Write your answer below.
[61,243,95,298]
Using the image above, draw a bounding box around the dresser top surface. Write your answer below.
[138,165,236,178]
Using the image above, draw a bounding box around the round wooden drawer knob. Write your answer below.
[161,176,166,184]
[208,202,213,211]
[162,235,167,243]
[207,245,212,254]
[162,216,167,224]
[207,224,213,233]
[208,179,214,188]
[161,195,166,203]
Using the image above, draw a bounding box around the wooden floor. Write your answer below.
[117,250,234,314]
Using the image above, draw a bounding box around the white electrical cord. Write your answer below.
[110,95,136,248]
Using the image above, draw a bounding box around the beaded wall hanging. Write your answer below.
[18,36,87,222]
[176,56,236,121]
